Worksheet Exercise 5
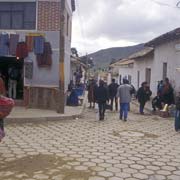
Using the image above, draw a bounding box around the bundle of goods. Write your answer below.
[159,104,169,118]
[0,96,14,119]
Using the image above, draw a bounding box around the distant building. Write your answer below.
[110,28,180,96]
[0,0,75,113]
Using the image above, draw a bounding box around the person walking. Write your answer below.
[108,79,119,111]
[116,78,132,121]
[94,80,108,120]
[137,82,152,114]
[87,79,97,108]
[0,71,6,142]
[8,67,20,99]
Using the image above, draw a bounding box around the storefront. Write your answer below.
[0,0,75,113]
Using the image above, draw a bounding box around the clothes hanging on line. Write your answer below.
[36,42,52,67]
[34,36,45,55]
[0,34,9,56]
[25,36,34,52]
[16,42,28,59]
[9,34,19,56]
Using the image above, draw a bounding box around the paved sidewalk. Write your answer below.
[0,103,179,180]
[5,92,87,124]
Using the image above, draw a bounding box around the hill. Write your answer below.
[83,44,144,69]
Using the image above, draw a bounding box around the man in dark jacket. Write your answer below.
[95,80,109,120]
[137,82,152,114]
[108,79,119,111]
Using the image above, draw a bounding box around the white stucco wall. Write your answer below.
[151,40,180,95]
[133,56,154,91]
[117,40,180,96]
[118,65,134,85]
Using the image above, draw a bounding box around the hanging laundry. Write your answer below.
[34,36,45,54]
[16,42,28,59]
[26,36,34,52]
[9,34,19,56]
[0,33,9,56]
[36,42,52,67]
[44,42,52,55]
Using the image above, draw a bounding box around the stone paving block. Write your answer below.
[109,177,123,180]
[130,164,145,170]
[1,103,180,180]
[133,173,149,179]
[173,170,180,175]
[167,175,180,180]
[98,171,113,177]
[106,167,121,173]
[88,177,105,180]
[115,172,131,178]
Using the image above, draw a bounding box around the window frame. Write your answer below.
[0,2,36,30]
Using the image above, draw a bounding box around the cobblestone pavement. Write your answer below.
[0,104,180,180]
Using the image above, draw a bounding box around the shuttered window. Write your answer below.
[0,2,36,30]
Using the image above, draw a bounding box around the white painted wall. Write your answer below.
[151,40,180,95]
[133,56,154,91]
[117,40,180,96]
[118,65,134,85]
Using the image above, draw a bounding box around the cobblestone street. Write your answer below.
[0,104,180,180]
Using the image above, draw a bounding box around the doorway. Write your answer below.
[0,56,24,100]
[145,68,151,85]
[163,62,167,81]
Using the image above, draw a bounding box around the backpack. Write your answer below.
[9,68,19,80]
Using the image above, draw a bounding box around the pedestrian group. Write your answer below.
[87,77,180,132]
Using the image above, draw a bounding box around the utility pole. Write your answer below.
[58,0,65,113]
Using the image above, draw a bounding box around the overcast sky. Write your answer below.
[71,0,180,55]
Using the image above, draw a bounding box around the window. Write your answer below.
[0,2,36,30]
[137,71,140,88]
[145,68,151,85]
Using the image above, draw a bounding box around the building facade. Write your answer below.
[113,28,180,96]
[0,0,75,113]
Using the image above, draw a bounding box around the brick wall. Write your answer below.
[38,1,60,31]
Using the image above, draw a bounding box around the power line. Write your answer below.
[150,0,179,9]
[177,1,180,8]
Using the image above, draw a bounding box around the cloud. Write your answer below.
[72,0,180,55]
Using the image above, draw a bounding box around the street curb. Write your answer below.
[5,92,87,124]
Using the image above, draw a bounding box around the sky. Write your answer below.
[71,0,180,56]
